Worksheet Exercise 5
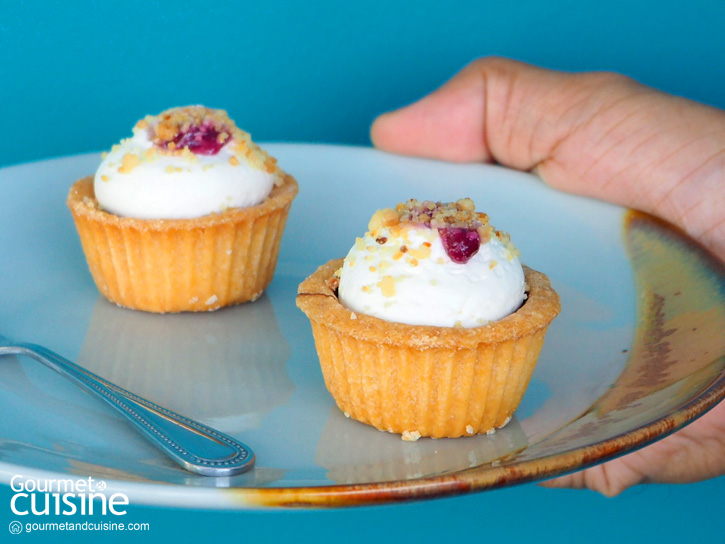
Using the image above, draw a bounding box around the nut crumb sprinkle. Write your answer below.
[394,198,490,233]
[401,430,422,442]
[120,105,285,185]
[365,198,520,258]
[378,275,396,297]
[325,274,340,291]
[118,153,141,174]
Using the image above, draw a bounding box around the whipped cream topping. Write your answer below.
[337,199,526,328]
[94,106,283,219]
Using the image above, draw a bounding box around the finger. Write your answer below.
[371,57,725,261]
[542,400,725,495]
[370,61,491,162]
[540,460,645,497]
[371,57,640,168]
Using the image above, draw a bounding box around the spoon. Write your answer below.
[0,337,255,477]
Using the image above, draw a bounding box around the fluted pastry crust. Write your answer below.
[68,174,297,313]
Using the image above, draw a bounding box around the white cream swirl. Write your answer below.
[94,106,280,219]
[338,214,526,328]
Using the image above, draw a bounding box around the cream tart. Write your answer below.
[297,199,560,439]
[68,105,297,313]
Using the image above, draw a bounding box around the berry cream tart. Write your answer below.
[297,199,560,439]
[68,106,298,313]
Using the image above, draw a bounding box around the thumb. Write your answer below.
[370,57,616,167]
[370,60,491,163]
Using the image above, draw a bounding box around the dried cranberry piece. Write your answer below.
[169,122,228,155]
[438,227,480,264]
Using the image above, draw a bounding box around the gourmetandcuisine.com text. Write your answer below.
[20,521,149,533]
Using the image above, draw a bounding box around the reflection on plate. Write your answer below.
[316,408,528,484]
[77,295,293,433]
[0,146,723,509]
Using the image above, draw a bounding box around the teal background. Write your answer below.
[1,0,724,542]
[1,0,724,168]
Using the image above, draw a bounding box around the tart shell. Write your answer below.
[296,259,560,438]
[68,175,297,313]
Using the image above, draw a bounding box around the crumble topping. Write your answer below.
[110,105,283,185]
[394,198,483,231]
[367,198,519,264]
[145,106,232,155]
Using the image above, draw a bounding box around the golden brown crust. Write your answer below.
[297,259,560,349]
[67,175,298,313]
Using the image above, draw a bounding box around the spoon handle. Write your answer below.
[0,342,255,477]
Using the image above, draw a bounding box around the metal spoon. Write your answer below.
[0,337,255,477]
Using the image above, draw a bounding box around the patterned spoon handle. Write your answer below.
[0,341,255,477]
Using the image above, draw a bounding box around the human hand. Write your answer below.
[370,57,725,496]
